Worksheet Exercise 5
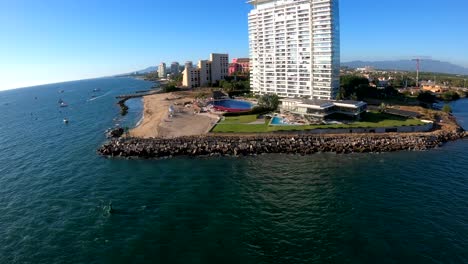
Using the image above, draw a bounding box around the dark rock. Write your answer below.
[106,128,125,138]
[97,130,465,159]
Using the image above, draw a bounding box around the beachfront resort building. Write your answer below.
[229,58,251,76]
[248,0,340,100]
[158,62,167,78]
[182,66,201,89]
[170,62,180,75]
[183,53,229,88]
[280,98,367,120]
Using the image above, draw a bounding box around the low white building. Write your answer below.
[281,98,367,119]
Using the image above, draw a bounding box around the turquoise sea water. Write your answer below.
[0,77,467,264]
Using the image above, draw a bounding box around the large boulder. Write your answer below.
[107,128,125,138]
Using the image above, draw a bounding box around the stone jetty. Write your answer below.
[97,130,467,159]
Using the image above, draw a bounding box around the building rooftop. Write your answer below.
[247,0,275,5]
[234,58,250,63]
[333,100,368,108]
[301,99,335,108]
[281,98,367,109]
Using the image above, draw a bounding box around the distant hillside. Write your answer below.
[114,66,158,77]
[342,60,468,75]
[136,66,157,74]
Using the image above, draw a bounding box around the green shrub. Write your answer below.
[441,91,460,102]
[442,104,452,113]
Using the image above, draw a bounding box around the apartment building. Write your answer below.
[158,62,166,78]
[170,62,180,75]
[248,0,340,100]
[229,58,251,76]
[182,62,201,88]
[182,53,229,88]
[209,53,229,83]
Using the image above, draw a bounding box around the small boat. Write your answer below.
[63,118,69,124]
[59,90,64,93]
[93,88,101,92]
[60,102,68,107]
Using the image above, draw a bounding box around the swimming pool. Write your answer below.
[211,99,253,112]
[270,116,292,125]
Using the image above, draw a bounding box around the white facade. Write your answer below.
[248,0,340,100]
[182,64,201,88]
[182,53,229,88]
[159,62,166,78]
[198,60,211,87]
[280,98,367,119]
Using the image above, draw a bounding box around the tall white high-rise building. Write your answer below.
[209,53,229,84]
[159,62,166,78]
[170,62,180,75]
[248,0,340,100]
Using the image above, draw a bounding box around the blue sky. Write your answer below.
[0,0,467,90]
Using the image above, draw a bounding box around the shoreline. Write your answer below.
[128,92,220,138]
[104,90,467,159]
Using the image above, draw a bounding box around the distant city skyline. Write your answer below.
[1,0,467,91]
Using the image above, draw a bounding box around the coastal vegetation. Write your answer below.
[257,93,280,110]
[337,75,400,101]
[442,104,453,113]
[219,76,251,97]
[363,71,467,88]
[417,91,437,104]
[338,73,466,108]
[143,72,159,82]
[441,90,461,101]
[162,82,180,93]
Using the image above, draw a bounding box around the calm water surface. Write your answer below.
[0,78,467,264]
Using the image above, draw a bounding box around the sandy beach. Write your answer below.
[129,92,220,138]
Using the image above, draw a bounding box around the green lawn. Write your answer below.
[219,115,260,124]
[211,112,425,133]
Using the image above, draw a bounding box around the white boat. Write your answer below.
[63,118,69,124]
[60,102,68,107]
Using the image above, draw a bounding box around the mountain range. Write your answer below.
[341,59,468,75]
[135,66,158,74]
[123,59,468,77]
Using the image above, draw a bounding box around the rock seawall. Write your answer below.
[98,130,467,159]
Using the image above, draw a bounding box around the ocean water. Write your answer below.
[0,77,467,264]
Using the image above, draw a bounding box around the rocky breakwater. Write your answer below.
[98,130,466,159]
